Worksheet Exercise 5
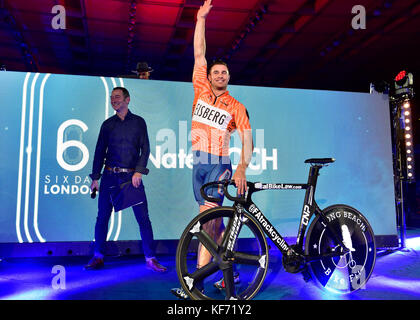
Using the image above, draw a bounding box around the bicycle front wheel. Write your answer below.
[176,206,269,300]
[305,205,376,294]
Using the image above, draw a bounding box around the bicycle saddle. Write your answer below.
[304,158,335,164]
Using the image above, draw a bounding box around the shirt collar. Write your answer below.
[114,109,133,121]
[210,88,230,99]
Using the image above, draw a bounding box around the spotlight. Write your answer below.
[394,70,414,98]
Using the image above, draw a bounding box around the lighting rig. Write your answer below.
[389,70,415,248]
[126,0,137,72]
[223,4,268,61]
[1,6,38,71]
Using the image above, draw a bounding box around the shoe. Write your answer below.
[171,287,190,300]
[84,256,104,270]
[213,272,240,290]
[146,258,167,273]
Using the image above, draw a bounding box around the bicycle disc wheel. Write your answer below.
[305,205,376,294]
[176,206,269,300]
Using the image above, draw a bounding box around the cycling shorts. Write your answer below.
[192,151,232,206]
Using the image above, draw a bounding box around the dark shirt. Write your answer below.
[90,109,150,180]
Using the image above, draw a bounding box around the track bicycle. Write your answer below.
[175,158,376,300]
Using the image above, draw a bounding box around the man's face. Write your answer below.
[111,89,130,112]
[208,64,230,91]
[138,71,150,79]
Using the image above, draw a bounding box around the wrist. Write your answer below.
[236,164,247,172]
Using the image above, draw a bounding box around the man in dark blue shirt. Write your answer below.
[85,87,166,273]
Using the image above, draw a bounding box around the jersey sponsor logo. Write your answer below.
[192,99,232,130]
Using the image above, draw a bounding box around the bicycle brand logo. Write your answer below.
[301,205,311,226]
[227,215,241,251]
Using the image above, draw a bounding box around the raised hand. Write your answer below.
[197,0,213,19]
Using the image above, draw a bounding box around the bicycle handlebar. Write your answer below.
[200,179,254,204]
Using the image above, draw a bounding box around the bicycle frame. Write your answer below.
[228,165,340,257]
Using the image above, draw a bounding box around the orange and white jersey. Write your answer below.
[191,64,251,157]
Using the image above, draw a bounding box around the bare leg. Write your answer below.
[197,205,224,268]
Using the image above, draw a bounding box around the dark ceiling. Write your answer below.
[1,0,419,93]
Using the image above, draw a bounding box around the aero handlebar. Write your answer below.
[200,180,255,204]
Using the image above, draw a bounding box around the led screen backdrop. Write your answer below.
[0,71,396,243]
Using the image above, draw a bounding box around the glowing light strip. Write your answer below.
[100,77,109,119]
[106,209,115,241]
[111,77,123,242]
[23,73,40,243]
[16,72,31,243]
[100,77,116,241]
[110,77,117,89]
[33,73,51,242]
[103,77,126,242]
[113,211,122,241]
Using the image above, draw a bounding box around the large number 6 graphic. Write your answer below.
[57,119,89,171]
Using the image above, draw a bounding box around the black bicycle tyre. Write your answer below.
[175,206,269,300]
[305,204,376,294]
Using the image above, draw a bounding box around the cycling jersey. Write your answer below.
[191,64,251,157]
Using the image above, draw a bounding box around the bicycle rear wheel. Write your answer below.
[305,205,376,294]
[176,206,269,300]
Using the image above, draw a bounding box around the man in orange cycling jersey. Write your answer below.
[172,0,253,299]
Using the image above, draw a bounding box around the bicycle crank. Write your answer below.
[282,246,305,273]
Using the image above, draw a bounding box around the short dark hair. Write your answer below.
[207,59,229,76]
[112,87,130,99]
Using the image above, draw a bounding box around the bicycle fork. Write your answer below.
[217,203,248,299]
[223,203,246,261]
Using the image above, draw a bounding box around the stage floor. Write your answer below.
[1,228,419,300]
